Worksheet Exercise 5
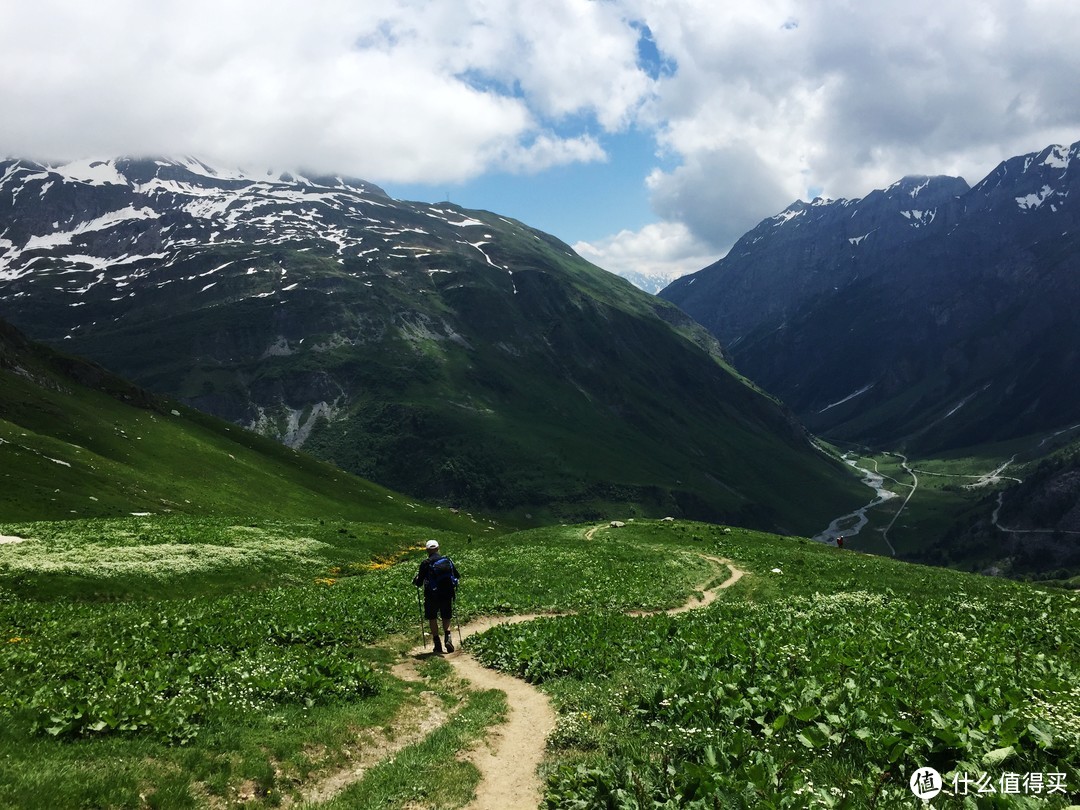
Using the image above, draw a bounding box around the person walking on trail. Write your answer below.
[413,539,460,654]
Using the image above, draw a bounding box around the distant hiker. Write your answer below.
[836,535,844,549]
[413,539,460,654]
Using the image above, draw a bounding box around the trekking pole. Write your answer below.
[455,589,463,648]
[415,587,426,647]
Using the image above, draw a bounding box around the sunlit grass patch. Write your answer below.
[446,524,717,616]
[0,515,456,599]
[318,688,507,810]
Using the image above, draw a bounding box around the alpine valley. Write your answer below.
[0,157,864,531]
[2,152,1080,810]
[662,139,1080,578]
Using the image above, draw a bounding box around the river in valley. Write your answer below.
[813,454,899,547]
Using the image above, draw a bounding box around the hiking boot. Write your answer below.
[444,632,454,653]
[433,638,444,654]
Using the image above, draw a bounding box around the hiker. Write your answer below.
[836,535,844,549]
[413,539,460,654]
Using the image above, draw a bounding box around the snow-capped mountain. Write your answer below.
[0,156,861,529]
[0,156,482,296]
[661,140,1080,452]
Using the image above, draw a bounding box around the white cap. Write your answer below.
[425,540,439,550]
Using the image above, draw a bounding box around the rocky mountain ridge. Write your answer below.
[661,140,1080,453]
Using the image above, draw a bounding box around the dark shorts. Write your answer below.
[424,590,454,621]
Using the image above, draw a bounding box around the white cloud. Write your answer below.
[2,0,1080,274]
[646,146,793,253]
[617,0,1080,255]
[0,0,653,183]
[575,221,715,288]
[499,133,607,174]
[429,0,654,131]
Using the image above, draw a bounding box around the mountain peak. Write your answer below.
[10,156,391,199]
[967,139,1080,212]
[1034,142,1074,171]
[660,137,1080,461]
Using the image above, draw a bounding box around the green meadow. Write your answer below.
[1,518,1078,808]
[3,323,1079,806]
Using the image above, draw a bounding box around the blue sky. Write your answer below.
[385,18,677,246]
[3,1,1080,288]
[387,126,670,245]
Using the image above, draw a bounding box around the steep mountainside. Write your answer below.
[0,158,863,530]
[662,141,1080,453]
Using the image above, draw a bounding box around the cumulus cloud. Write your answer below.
[646,146,792,254]
[500,133,607,174]
[2,0,1080,280]
[629,0,1080,258]
[0,0,652,182]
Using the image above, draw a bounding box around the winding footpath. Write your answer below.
[404,525,747,809]
[294,527,747,807]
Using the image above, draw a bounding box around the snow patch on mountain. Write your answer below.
[1016,185,1056,211]
[908,178,931,198]
[899,209,936,227]
[430,208,486,228]
[24,206,160,250]
[1041,146,1071,170]
[49,158,126,186]
[771,206,806,226]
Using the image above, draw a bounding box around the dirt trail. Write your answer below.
[653,555,743,615]
[292,531,746,808]
[398,614,556,809]
[415,549,747,810]
[452,648,556,809]
[291,657,448,806]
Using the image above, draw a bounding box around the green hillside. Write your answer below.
[0,318,487,537]
[56,228,863,532]
[1,517,1077,808]
[3,301,1076,807]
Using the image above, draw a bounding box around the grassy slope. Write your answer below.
[293,247,867,532]
[1,519,1077,808]
[0,321,485,534]
[472,523,1080,808]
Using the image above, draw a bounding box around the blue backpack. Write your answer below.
[427,556,459,594]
